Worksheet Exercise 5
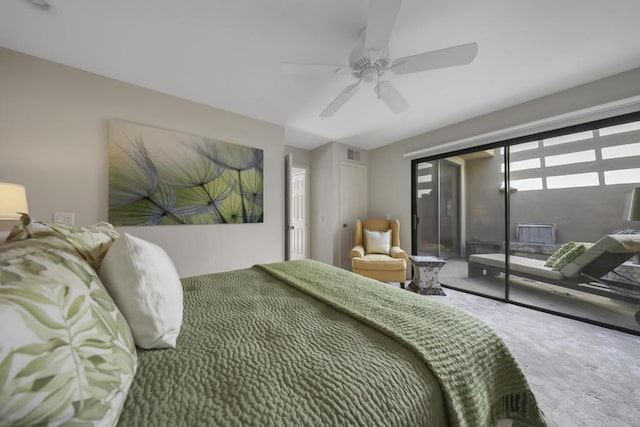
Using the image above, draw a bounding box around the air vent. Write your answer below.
[347,149,361,162]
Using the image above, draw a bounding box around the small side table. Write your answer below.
[408,255,447,296]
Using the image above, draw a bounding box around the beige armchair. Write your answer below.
[350,218,408,283]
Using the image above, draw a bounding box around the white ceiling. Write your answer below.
[2,0,640,151]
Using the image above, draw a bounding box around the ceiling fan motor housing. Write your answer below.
[349,42,390,82]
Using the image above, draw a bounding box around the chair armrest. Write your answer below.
[350,245,365,259]
[390,246,407,260]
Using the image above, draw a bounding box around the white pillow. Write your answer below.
[99,233,183,349]
[365,228,392,254]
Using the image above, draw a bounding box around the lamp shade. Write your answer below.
[629,186,640,221]
[0,182,29,220]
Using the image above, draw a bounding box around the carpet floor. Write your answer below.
[431,287,640,427]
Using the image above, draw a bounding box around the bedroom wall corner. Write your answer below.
[0,47,285,277]
[284,145,311,166]
[310,142,337,264]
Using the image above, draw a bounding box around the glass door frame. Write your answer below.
[410,159,462,259]
[410,110,640,336]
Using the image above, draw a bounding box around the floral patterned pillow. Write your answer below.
[7,214,120,270]
[0,236,137,426]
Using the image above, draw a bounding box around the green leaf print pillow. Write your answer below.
[544,241,578,267]
[6,214,120,270]
[551,243,588,271]
[0,236,137,426]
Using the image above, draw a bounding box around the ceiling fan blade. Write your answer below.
[391,42,478,75]
[375,81,409,114]
[281,62,348,75]
[320,83,360,118]
[364,0,402,57]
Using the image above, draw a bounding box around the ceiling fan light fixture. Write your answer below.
[361,66,379,83]
[22,0,56,14]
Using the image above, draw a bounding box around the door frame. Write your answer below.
[292,163,310,259]
[439,159,463,258]
[284,153,292,260]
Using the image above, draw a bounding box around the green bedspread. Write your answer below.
[118,260,545,427]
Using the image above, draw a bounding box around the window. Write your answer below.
[510,178,544,191]
[504,124,640,189]
[601,142,640,160]
[604,168,640,185]
[547,172,599,189]
[501,158,541,172]
[542,130,593,146]
[599,120,640,136]
[544,150,596,167]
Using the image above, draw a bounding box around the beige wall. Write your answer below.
[310,142,368,266]
[0,48,285,277]
[310,142,338,264]
[369,68,640,255]
[284,145,311,167]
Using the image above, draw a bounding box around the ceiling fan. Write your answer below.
[281,0,478,118]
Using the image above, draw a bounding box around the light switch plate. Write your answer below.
[54,212,75,225]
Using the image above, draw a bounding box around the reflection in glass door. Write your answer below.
[507,123,640,333]
[412,152,507,301]
[413,159,461,259]
[440,161,461,258]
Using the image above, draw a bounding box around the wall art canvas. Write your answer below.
[108,121,264,225]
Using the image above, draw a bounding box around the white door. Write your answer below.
[291,167,307,260]
[339,162,367,269]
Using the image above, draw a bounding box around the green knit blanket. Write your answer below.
[257,260,546,427]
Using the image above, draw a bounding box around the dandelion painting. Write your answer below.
[108,121,264,225]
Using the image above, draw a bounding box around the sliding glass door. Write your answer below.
[411,111,640,334]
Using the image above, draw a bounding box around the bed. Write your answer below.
[0,217,546,427]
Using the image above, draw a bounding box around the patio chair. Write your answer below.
[467,234,640,323]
